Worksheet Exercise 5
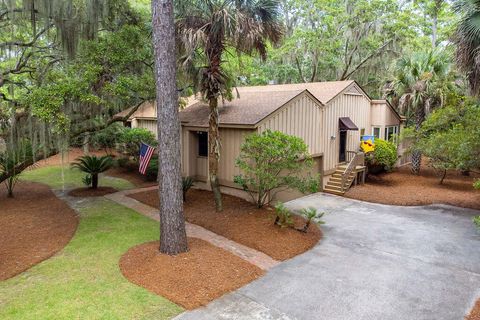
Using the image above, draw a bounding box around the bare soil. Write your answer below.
[345,164,480,210]
[466,299,480,320]
[128,189,322,261]
[106,167,157,188]
[0,181,78,280]
[68,186,118,197]
[120,238,264,310]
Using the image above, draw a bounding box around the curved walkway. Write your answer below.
[105,187,279,270]
[176,193,480,320]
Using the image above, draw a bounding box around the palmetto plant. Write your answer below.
[176,0,284,211]
[0,141,33,198]
[389,50,453,174]
[453,0,480,96]
[71,155,113,189]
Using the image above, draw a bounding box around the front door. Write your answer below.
[339,130,347,162]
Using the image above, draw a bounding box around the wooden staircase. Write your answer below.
[324,152,366,195]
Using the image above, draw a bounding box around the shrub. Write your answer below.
[298,207,325,233]
[91,124,125,155]
[182,176,194,201]
[234,130,320,208]
[145,156,158,181]
[365,139,397,174]
[273,202,293,228]
[0,141,33,197]
[475,179,480,190]
[71,155,113,189]
[118,128,156,160]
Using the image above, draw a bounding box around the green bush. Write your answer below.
[475,179,480,190]
[273,202,293,228]
[234,130,320,208]
[365,139,398,174]
[91,124,125,154]
[298,207,325,233]
[118,128,156,160]
[145,156,158,181]
[182,176,194,201]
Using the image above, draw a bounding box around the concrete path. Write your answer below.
[105,187,279,270]
[175,193,480,320]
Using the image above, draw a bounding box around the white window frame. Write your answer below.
[372,126,381,139]
[384,125,399,143]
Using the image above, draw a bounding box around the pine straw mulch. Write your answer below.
[68,186,118,197]
[128,189,322,261]
[466,299,480,320]
[0,181,78,280]
[33,148,111,168]
[120,238,264,310]
[345,163,480,210]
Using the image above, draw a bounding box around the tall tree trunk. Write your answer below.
[208,97,223,211]
[152,0,188,255]
[411,103,425,175]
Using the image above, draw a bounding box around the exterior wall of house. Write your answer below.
[321,85,372,173]
[257,93,324,156]
[370,101,401,140]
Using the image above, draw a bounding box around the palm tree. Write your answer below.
[453,0,480,96]
[388,50,452,174]
[176,0,284,211]
[71,155,113,189]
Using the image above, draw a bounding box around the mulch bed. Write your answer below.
[466,299,480,320]
[68,186,118,197]
[32,148,111,168]
[128,189,322,261]
[0,181,78,280]
[120,238,264,309]
[106,167,157,188]
[345,164,480,210]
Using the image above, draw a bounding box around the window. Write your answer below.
[197,132,208,157]
[385,126,398,142]
[372,127,381,139]
[360,128,365,140]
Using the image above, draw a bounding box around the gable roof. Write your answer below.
[180,81,356,128]
[116,81,359,127]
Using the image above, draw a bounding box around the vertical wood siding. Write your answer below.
[136,119,158,138]
[257,93,324,155]
[218,128,254,182]
[321,91,371,171]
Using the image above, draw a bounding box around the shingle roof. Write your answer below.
[117,81,356,127]
[180,81,355,127]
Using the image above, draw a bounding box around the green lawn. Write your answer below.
[0,170,182,319]
[21,165,135,190]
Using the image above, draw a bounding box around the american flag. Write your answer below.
[139,142,155,175]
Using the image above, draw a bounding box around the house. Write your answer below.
[119,80,404,201]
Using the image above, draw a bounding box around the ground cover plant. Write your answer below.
[21,165,134,191]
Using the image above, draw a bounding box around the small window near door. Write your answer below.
[360,128,365,140]
[385,126,398,142]
[197,132,208,157]
[372,127,381,139]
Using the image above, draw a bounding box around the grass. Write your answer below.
[21,165,135,190]
[0,169,182,319]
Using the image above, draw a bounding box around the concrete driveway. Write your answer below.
[175,193,480,320]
